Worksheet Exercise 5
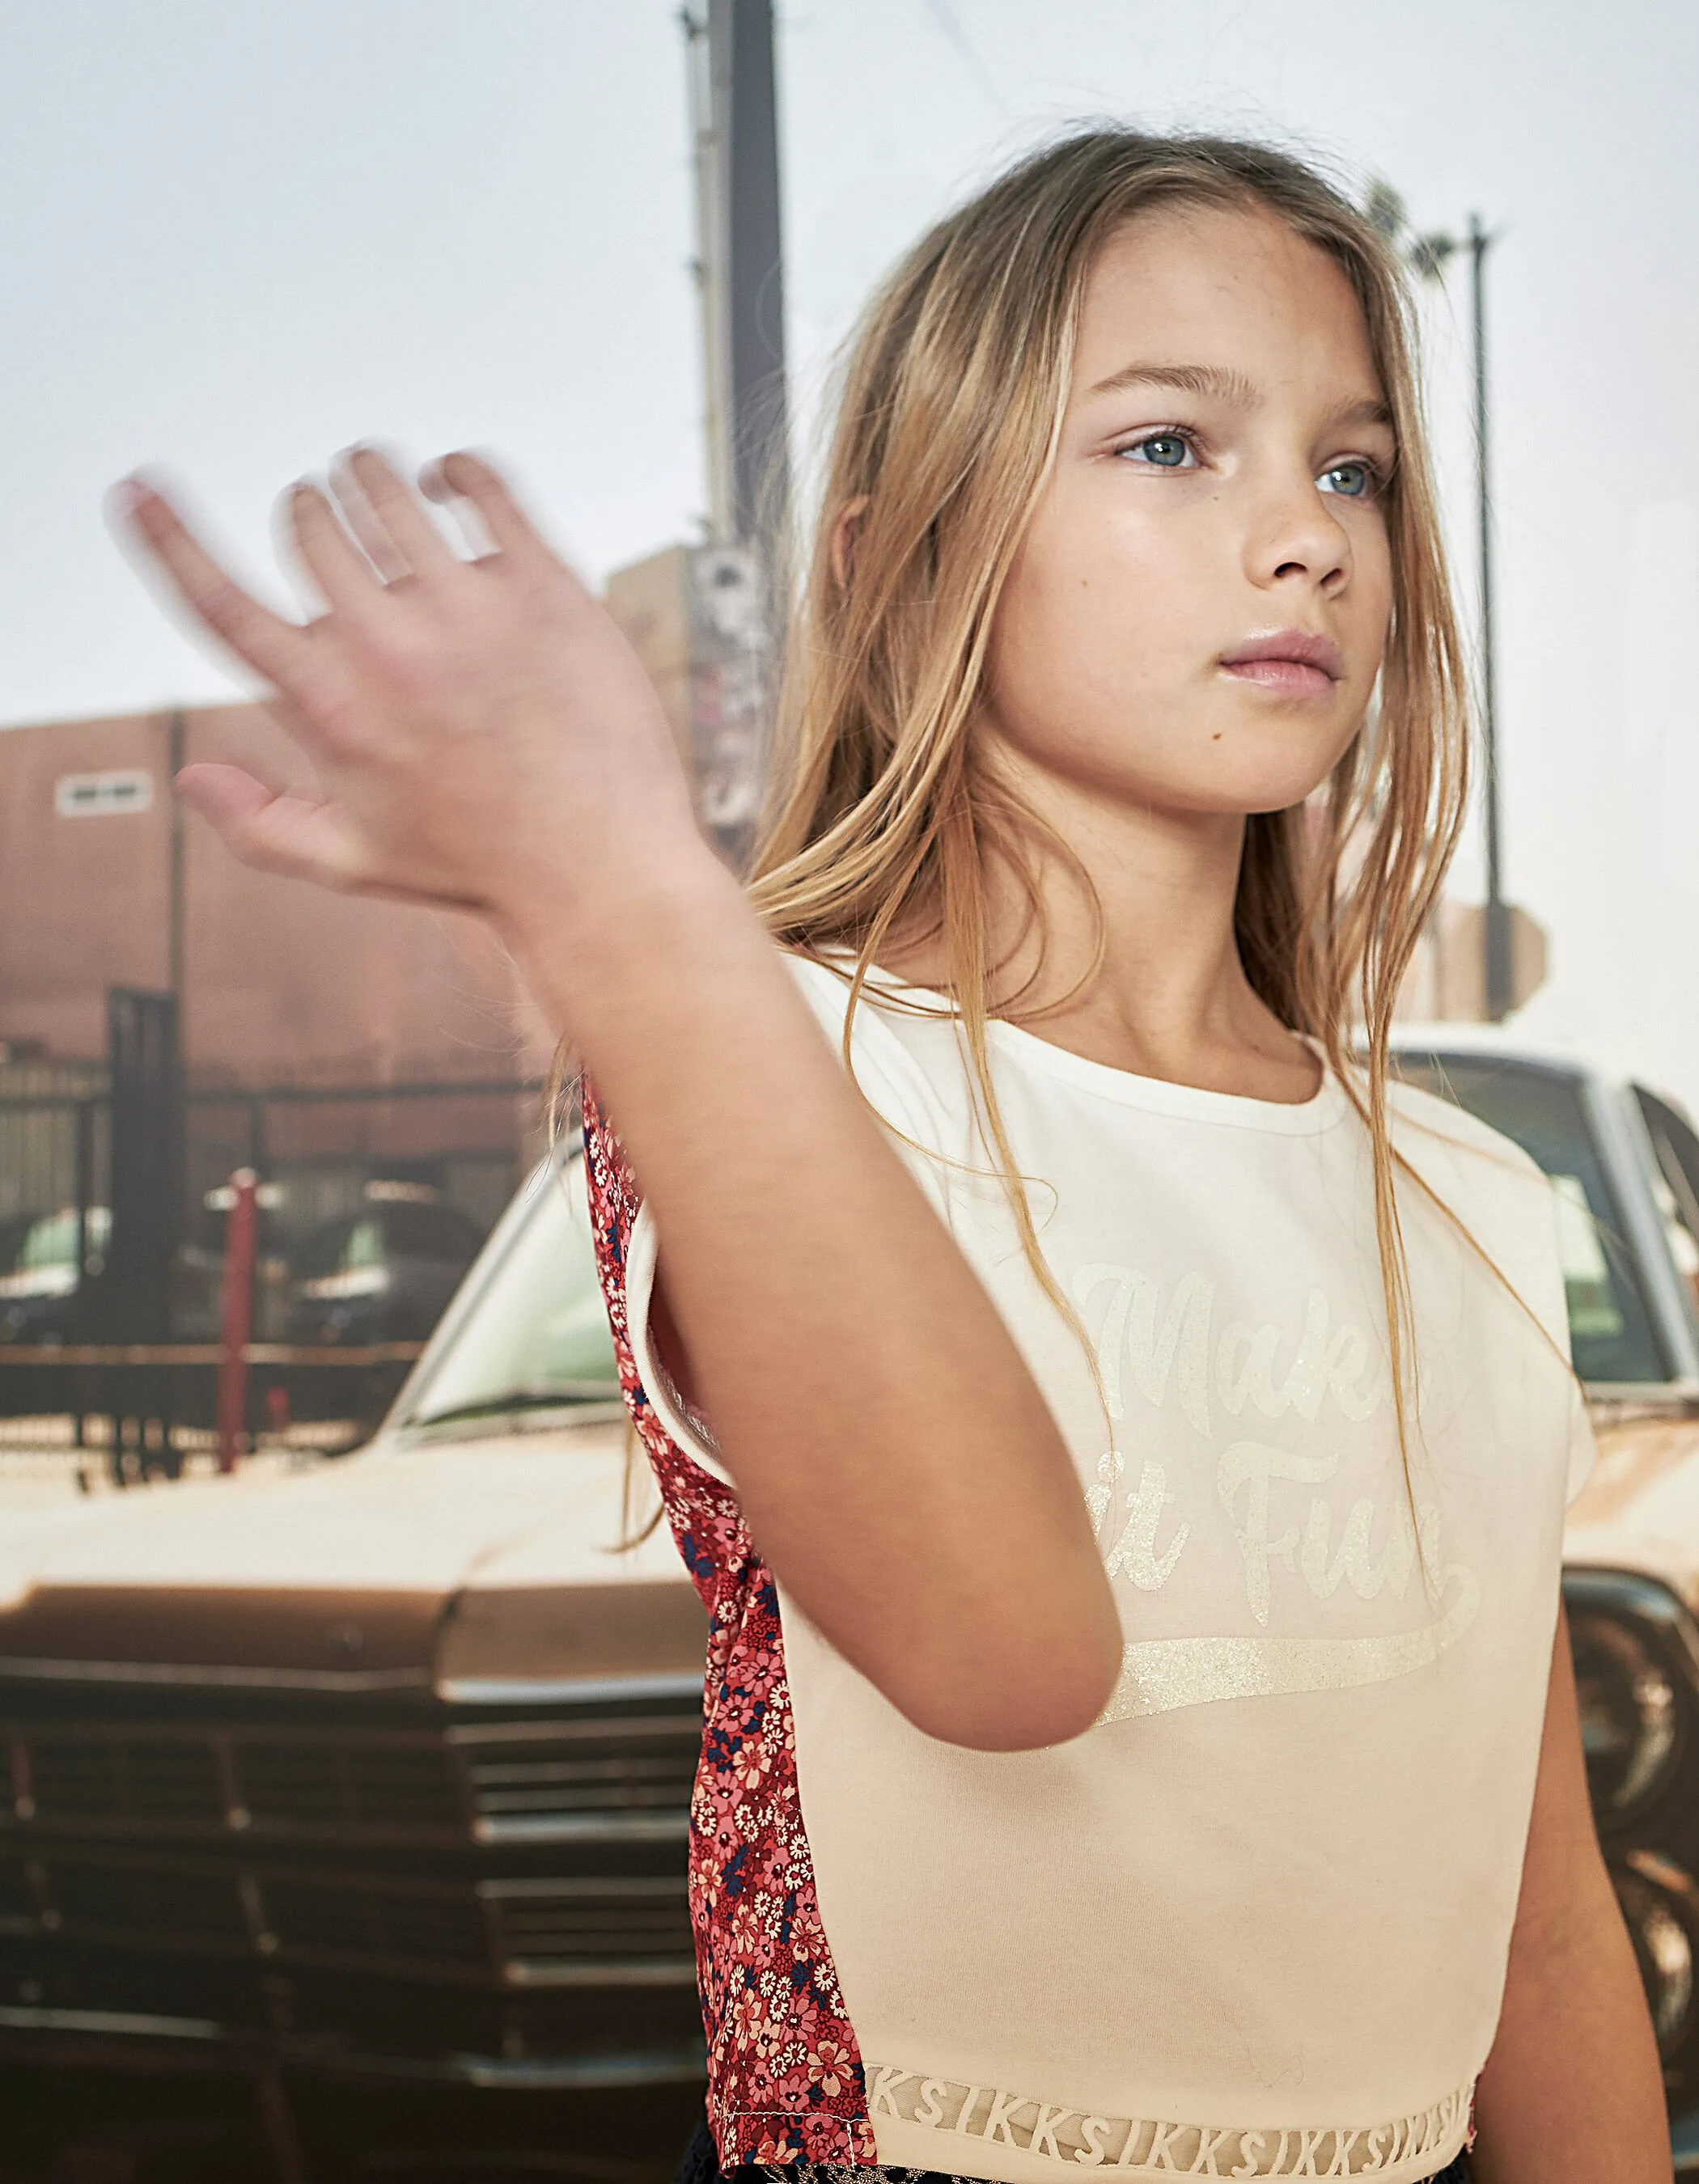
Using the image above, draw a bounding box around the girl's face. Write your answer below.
[982,202,1396,822]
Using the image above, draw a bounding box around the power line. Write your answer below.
[918,0,1002,110]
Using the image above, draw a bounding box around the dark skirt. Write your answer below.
[674,2120,1472,2182]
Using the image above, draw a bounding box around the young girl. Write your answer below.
[118,129,1665,2184]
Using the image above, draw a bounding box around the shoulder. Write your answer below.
[1378,1070,1570,1342]
[1383,1072,1546,1186]
[777,948,966,1144]
[1381,1072,1554,1236]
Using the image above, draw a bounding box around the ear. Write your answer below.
[829,496,871,590]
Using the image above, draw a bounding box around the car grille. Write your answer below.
[25,1737,225,1827]
[482,1877,695,1984]
[261,1875,489,1970]
[48,1859,251,1945]
[0,1849,249,1951]
[0,1850,694,1988]
[231,1738,463,1833]
[0,1852,36,1923]
[0,1691,703,2020]
[2,1704,701,1846]
[454,1716,701,1839]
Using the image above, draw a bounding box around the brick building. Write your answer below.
[0,703,553,1084]
[0,704,556,1241]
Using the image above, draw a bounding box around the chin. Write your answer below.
[1185,760,1339,819]
[1210,737,1357,818]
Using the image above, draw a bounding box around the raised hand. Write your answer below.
[110,448,704,921]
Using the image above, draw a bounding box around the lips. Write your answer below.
[1218,630,1343,698]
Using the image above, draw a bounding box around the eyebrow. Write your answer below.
[1085,360,1393,431]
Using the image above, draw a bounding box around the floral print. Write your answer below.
[583,1091,879,2169]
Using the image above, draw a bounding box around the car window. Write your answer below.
[404,1154,619,1428]
[1392,1055,1667,1384]
[379,1202,480,1260]
[10,1205,111,1271]
[1635,1087,1699,1330]
[293,1216,388,1280]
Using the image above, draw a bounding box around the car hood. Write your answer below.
[1566,1401,1699,1614]
[0,1416,701,1691]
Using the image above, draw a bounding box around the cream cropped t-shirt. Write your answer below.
[625,954,1594,2183]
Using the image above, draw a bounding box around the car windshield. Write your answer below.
[1392,1053,1666,1384]
[400,1153,619,1429]
[1634,1087,1699,1331]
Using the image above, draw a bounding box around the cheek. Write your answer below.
[987,506,1205,745]
[1356,524,1395,651]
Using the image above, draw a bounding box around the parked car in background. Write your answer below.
[1392,1031,1699,2168]
[284,1184,485,1347]
[10,1042,1699,2173]
[0,1204,108,1343]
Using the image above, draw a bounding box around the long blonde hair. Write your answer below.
[748,129,1472,1468]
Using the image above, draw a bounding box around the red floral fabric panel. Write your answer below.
[581,1088,878,2167]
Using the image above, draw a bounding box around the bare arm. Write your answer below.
[114,451,1120,1752]
[1470,1604,1670,2183]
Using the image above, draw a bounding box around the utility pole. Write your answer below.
[665,0,787,867]
[684,0,789,549]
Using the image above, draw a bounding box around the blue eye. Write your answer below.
[1121,432,1194,469]
[1318,459,1376,498]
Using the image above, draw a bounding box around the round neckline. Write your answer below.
[981,1013,1349,1132]
[835,958,1350,1135]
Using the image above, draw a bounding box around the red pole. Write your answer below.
[215,1168,258,1474]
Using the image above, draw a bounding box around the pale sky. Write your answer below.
[3,0,1697,1100]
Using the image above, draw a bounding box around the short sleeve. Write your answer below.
[623,950,956,1486]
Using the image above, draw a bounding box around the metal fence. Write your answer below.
[0,1078,542,1259]
[0,1014,546,1445]
[0,1056,107,1234]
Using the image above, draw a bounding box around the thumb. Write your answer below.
[176,760,369,891]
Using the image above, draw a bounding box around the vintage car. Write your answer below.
[6,1041,1699,2176]
[1391,1029,1699,2170]
[0,1147,709,2177]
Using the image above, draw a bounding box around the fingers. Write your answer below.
[176,761,487,912]
[283,482,388,618]
[424,450,554,570]
[176,762,369,889]
[335,445,458,578]
[307,469,407,586]
[112,479,309,688]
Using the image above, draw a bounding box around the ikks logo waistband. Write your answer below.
[857,2068,1472,2176]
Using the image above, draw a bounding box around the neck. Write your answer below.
[900,739,1322,1105]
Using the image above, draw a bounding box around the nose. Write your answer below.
[1244,465,1352,596]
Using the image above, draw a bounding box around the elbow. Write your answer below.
[894,1619,1123,1754]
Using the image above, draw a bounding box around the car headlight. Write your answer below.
[1571,1607,1681,1818]
[1618,1854,1698,2057]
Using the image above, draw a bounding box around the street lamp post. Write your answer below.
[1465,214,1514,1022]
[1371,185,1512,1021]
